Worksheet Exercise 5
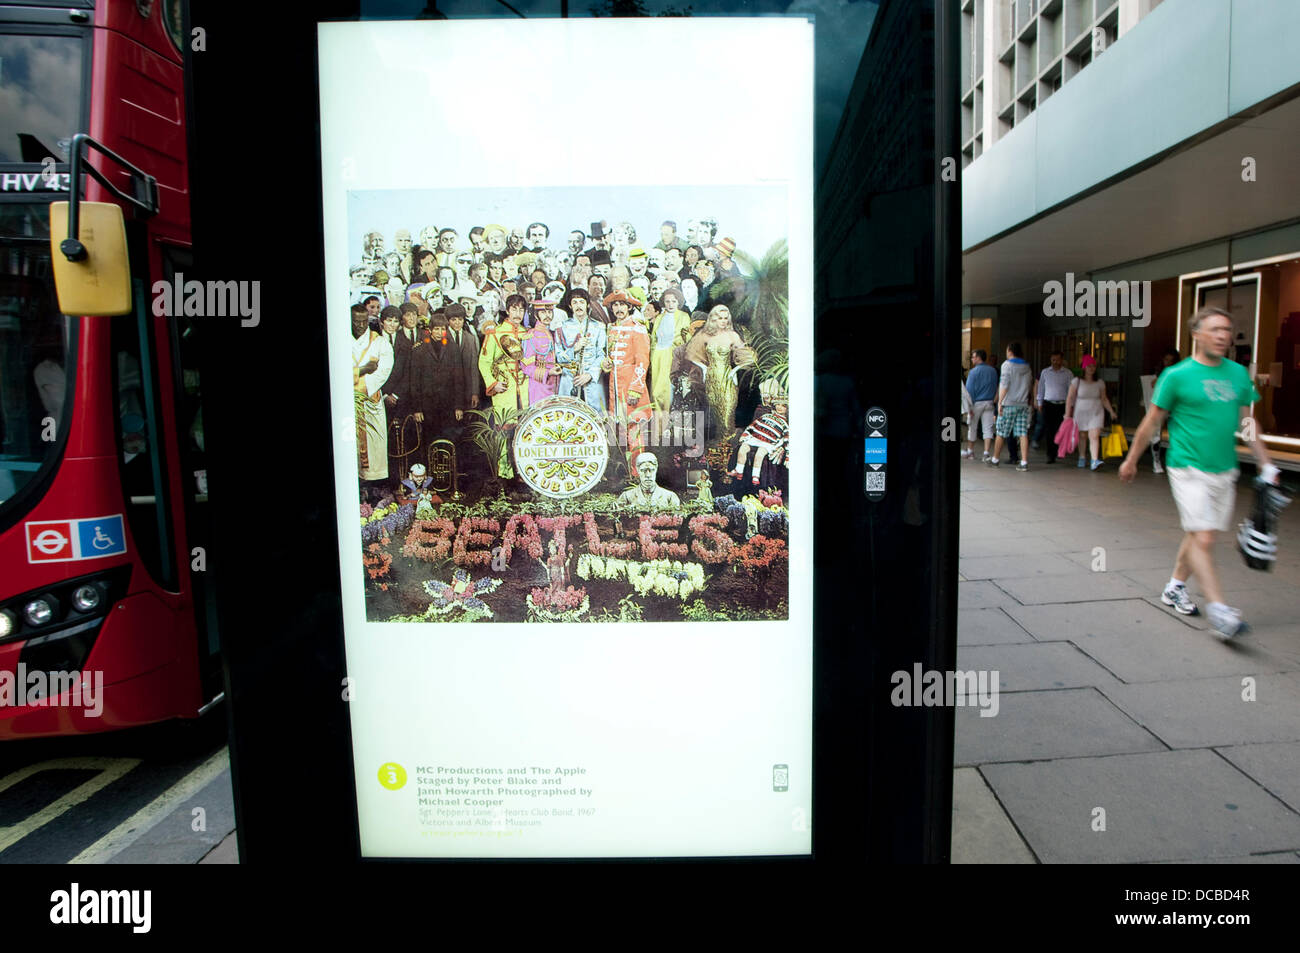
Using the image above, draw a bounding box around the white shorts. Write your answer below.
[1167,467,1238,532]
[970,400,996,440]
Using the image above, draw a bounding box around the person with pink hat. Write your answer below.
[1066,354,1116,470]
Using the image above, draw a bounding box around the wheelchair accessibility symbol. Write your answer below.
[76,517,126,558]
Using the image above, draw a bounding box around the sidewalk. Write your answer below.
[953,446,1300,863]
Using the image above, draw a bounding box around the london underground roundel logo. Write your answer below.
[33,529,69,555]
[512,396,609,499]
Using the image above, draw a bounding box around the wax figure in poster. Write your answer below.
[684,304,752,435]
[478,295,531,476]
[603,292,654,468]
[555,289,607,414]
[521,300,561,403]
[352,304,393,485]
[650,286,692,412]
[412,312,461,438]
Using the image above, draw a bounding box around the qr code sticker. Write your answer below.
[865,472,886,492]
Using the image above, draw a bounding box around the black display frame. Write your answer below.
[188,0,958,865]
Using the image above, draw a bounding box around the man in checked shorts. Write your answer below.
[989,341,1035,472]
[1120,306,1280,639]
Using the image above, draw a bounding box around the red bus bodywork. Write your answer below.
[0,0,201,737]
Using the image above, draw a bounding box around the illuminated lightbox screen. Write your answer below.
[318,17,813,858]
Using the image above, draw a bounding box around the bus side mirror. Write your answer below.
[48,201,132,316]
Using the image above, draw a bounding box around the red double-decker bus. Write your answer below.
[0,0,217,737]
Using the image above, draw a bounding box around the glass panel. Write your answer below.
[0,33,82,162]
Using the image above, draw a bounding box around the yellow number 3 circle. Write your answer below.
[378,762,407,790]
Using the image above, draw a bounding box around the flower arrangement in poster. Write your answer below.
[452,517,500,567]
[526,586,590,622]
[401,518,457,562]
[576,554,707,601]
[364,533,393,589]
[362,502,416,545]
[422,569,502,622]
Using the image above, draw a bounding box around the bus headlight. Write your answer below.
[71,585,102,612]
[0,609,14,638]
[23,598,56,626]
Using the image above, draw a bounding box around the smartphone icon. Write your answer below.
[772,763,789,792]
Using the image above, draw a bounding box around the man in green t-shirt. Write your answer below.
[1121,307,1279,638]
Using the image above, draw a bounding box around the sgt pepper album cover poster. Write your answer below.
[320,17,812,858]
[347,184,791,625]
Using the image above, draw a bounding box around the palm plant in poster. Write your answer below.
[463,406,523,482]
[733,240,789,395]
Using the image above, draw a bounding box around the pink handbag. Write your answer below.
[1055,417,1079,455]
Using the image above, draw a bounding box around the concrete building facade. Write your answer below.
[960,0,1300,452]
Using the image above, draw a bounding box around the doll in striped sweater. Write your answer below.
[729,383,789,485]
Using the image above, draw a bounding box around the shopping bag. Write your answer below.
[1054,417,1078,455]
[1102,424,1128,459]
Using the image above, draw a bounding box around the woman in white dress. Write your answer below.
[1066,354,1116,470]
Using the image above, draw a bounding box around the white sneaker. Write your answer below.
[1161,584,1198,616]
[1208,604,1248,639]
[961,449,973,458]
[1153,461,1164,474]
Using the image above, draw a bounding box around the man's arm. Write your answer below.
[1241,406,1279,483]
[1119,403,1169,482]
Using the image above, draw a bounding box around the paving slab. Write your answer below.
[956,580,1022,610]
[1157,852,1300,863]
[981,749,1300,863]
[958,608,1035,646]
[1060,546,1182,573]
[1219,588,1300,627]
[1066,609,1290,683]
[958,535,1066,558]
[958,553,1082,580]
[1233,624,1300,666]
[994,572,1149,605]
[958,642,1122,693]
[1042,527,1186,551]
[1006,597,1207,655]
[955,688,1164,766]
[1122,563,1278,596]
[198,830,239,864]
[951,767,1036,864]
[1215,742,1300,815]
[1103,674,1300,748]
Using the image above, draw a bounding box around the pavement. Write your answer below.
[952,443,1300,863]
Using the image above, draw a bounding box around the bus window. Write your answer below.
[0,32,83,162]
[0,203,71,513]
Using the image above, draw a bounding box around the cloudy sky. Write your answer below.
[358,0,878,176]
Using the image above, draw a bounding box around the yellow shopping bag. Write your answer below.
[1102,424,1129,459]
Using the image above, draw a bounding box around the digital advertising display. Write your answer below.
[318,17,815,857]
